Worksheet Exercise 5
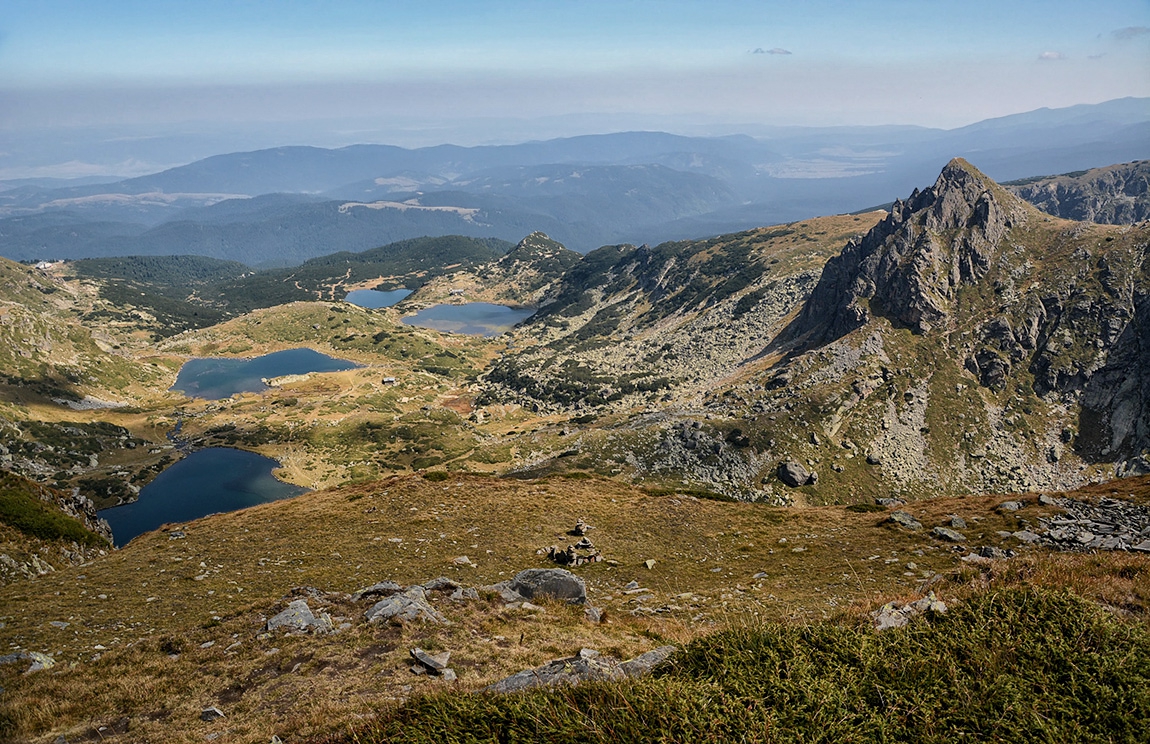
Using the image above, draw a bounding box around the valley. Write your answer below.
[1,156,1149,743]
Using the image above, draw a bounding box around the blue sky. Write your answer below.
[0,0,1147,174]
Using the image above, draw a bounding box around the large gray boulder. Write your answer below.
[365,585,447,625]
[778,461,814,488]
[888,510,923,530]
[510,568,586,604]
[267,599,332,634]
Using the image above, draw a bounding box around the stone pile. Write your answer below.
[1032,495,1150,552]
[542,521,604,566]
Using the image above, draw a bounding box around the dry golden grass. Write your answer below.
[3,473,1147,742]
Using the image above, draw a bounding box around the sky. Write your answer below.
[1,0,1148,177]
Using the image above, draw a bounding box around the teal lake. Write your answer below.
[344,288,412,308]
[98,448,308,546]
[402,303,534,336]
[171,348,358,400]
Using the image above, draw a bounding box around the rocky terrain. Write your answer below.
[1,156,1150,742]
[472,160,1150,502]
[404,231,582,308]
[1008,160,1150,224]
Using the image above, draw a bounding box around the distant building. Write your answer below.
[34,261,55,270]
[448,288,466,296]
[382,376,397,385]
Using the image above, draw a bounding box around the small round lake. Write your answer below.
[402,303,534,337]
[344,288,412,308]
[171,348,358,400]
[98,448,308,547]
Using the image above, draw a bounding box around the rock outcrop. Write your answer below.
[485,646,676,694]
[795,158,1027,345]
[1008,161,1150,225]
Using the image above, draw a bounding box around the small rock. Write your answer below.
[617,646,676,678]
[1038,494,1059,506]
[410,647,450,672]
[510,568,587,604]
[267,599,332,634]
[584,606,604,624]
[351,581,402,601]
[932,526,967,543]
[25,651,56,673]
[450,587,480,601]
[200,707,225,722]
[440,668,457,682]
[876,497,906,507]
[948,516,967,530]
[644,559,656,570]
[997,501,1024,512]
[888,511,923,531]
[452,556,476,567]
[866,453,882,465]
[1013,530,1042,543]
[423,577,461,592]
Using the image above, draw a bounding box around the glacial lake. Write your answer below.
[402,303,535,337]
[344,288,412,308]
[98,447,308,547]
[171,348,358,400]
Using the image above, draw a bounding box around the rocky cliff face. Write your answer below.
[1008,161,1150,225]
[795,159,1029,344]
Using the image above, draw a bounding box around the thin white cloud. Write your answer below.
[1038,51,1066,61]
[1112,26,1150,41]
[752,47,792,55]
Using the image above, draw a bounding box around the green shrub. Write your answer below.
[0,473,106,546]
[352,589,1150,743]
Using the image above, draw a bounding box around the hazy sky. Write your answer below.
[1,0,1148,175]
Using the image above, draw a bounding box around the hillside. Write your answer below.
[0,469,1146,742]
[477,160,1150,502]
[1006,160,1150,224]
[200,235,513,313]
[405,232,582,308]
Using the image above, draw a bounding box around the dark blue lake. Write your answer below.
[344,288,412,308]
[171,348,358,400]
[402,303,534,337]
[98,448,308,547]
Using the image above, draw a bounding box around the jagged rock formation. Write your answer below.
[794,159,1028,344]
[1007,161,1150,225]
[765,158,1150,493]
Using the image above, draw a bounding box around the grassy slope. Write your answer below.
[361,588,1149,744]
[0,473,1146,743]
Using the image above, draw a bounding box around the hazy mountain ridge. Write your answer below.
[2,99,1145,263]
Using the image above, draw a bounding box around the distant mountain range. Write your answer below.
[0,98,1146,265]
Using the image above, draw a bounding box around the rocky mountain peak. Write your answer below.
[792,159,1029,345]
